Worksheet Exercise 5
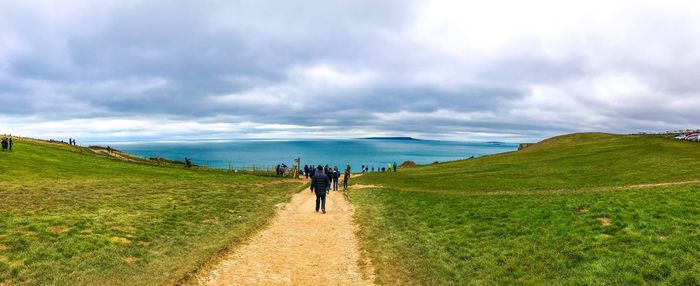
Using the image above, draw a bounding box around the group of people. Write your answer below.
[276,164,288,176]
[1,136,13,152]
[68,138,77,146]
[303,165,351,190]
[184,157,193,168]
[360,161,397,173]
[308,164,351,213]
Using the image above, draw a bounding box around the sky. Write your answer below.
[1,0,700,142]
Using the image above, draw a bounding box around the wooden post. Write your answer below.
[294,157,301,178]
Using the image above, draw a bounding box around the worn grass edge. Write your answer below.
[177,182,309,286]
[342,184,377,284]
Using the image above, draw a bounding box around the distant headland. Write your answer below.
[359,137,421,141]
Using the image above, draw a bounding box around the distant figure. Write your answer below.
[324,165,331,192]
[382,167,386,172]
[332,166,340,191]
[9,137,13,151]
[393,161,397,172]
[343,167,350,191]
[361,165,365,173]
[1,137,7,151]
[304,165,309,179]
[310,165,330,213]
[185,157,192,168]
[280,163,287,175]
[387,162,392,172]
[371,166,374,172]
[107,146,112,153]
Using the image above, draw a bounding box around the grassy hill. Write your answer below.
[350,133,700,285]
[0,139,302,285]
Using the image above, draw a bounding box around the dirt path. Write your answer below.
[201,188,374,285]
[389,179,700,197]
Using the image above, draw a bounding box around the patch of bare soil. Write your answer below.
[123,256,140,265]
[110,237,131,244]
[200,190,375,285]
[47,225,71,234]
[350,184,383,190]
[90,149,134,162]
[597,217,612,226]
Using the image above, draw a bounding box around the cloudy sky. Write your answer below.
[1,0,700,142]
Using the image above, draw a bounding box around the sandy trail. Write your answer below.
[202,188,374,286]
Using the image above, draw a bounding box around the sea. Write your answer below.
[108,139,518,172]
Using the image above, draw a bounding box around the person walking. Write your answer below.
[9,137,13,151]
[393,161,397,172]
[325,166,331,192]
[1,137,7,152]
[332,166,340,191]
[343,167,350,191]
[310,165,330,213]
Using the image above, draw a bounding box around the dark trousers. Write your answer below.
[315,194,326,211]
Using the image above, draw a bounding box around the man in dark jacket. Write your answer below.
[332,167,340,191]
[310,165,330,213]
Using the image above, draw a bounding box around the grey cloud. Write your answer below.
[1,0,700,142]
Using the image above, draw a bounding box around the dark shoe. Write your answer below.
[322,209,326,214]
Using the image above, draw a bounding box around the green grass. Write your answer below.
[0,139,302,285]
[351,133,700,285]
